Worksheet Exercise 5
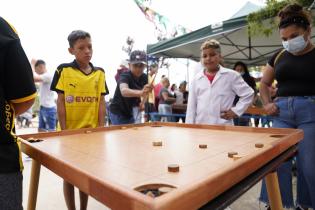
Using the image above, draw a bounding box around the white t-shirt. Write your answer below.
[38,71,56,108]
[174,90,184,104]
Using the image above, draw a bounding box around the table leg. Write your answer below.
[27,160,41,210]
[265,172,283,210]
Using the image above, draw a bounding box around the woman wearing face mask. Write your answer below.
[233,61,257,126]
[259,4,315,210]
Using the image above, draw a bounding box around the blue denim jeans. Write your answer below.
[233,116,250,126]
[158,104,173,122]
[39,106,56,131]
[109,111,134,125]
[132,107,142,124]
[260,96,315,208]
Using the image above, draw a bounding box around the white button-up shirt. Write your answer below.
[186,66,254,125]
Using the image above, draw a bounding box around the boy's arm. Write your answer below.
[34,72,52,83]
[31,59,43,83]
[3,34,37,115]
[185,81,197,124]
[120,83,152,98]
[33,75,43,83]
[259,64,279,115]
[231,74,254,117]
[98,96,105,127]
[11,98,35,116]
[120,83,142,97]
[57,93,66,130]
[161,91,176,103]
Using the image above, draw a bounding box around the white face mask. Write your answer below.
[282,35,308,54]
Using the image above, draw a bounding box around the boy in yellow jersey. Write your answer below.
[51,30,108,210]
[0,17,36,210]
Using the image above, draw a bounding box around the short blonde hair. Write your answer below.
[200,39,221,54]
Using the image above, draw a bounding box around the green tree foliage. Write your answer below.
[247,0,314,36]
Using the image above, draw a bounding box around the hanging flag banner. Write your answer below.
[134,0,190,40]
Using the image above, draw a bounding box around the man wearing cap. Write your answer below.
[109,50,152,125]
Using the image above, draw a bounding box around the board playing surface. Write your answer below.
[20,123,303,210]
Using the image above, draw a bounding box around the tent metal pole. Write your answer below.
[308,0,315,10]
[248,25,252,60]
[222,34,249,59]
[186,59,189,84]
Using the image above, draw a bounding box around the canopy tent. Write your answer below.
[230,1,263,19]
[147,9,315,67]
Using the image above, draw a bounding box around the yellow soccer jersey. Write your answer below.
[51,60,109,129]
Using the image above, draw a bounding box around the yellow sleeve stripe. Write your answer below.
[10,92,37,103]
[5,19,18,35]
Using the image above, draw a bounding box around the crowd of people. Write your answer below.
[1,2,315,210]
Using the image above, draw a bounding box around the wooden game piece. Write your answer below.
[255,143,264,148]
[270,134,285,138]
[228,152,238,158]
[151,125,162,127]
[27,138,43,143]
[158,187,174,194]
[233,155,242,160]
[153,141,162,146]
[168,164,180,173]
[199,144,207,149]
[146,191,155,198]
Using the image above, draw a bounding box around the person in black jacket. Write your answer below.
[233,61,257,126]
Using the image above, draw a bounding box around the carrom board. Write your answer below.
[20,122,303,210]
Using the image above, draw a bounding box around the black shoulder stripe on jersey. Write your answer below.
[94,67,105,73]
[57,62,75,71]
[104,81,109,95]
[50,67,63,92]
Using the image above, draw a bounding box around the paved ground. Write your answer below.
[22,156,107,210]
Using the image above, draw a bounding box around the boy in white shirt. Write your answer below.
[33,60,56,131]
[186,39,254,125]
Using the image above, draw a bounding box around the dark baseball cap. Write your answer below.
[129,50,147,65]
[180,81,187,86]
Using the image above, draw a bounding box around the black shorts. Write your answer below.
[0,171,23,210]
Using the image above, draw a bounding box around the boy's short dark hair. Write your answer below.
[35,59,45,67]
[67,30,91,48]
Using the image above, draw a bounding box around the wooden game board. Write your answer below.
[20,122,303,210]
